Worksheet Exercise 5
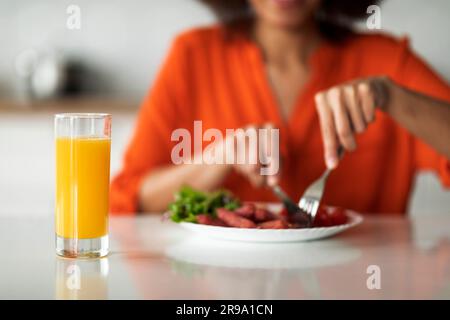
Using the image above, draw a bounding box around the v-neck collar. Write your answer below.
[241,35,340,149]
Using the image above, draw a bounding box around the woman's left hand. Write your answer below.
[314,76,391,169]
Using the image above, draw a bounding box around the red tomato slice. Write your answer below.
[314,206,332,227]
[328,207,348,226]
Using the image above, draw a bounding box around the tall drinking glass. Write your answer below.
[55,113,111,258]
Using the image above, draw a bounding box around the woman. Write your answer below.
[111,0,450,214]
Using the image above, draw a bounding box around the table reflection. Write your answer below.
[166,236,361,269]
[55,257,109,300]
[108,216,450,299]
[164,237,360,299]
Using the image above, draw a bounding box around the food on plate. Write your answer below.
[254,207,276,222]
[168,186,348,229]
[258,219,289,229]
[217,208,257,228]
[169,186,240,223]
[328,207,349,225]
[234,203,255,219]
[196,214,227,227]
[314,206,348,227]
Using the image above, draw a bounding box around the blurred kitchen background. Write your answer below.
[0,0,449,216]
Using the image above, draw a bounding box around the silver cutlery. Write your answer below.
[271,184,311,227]
[298,147,344,221]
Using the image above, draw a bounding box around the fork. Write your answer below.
[271,185,311,227]
[298,147,344,221]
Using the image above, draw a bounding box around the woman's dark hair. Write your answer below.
[198,0,382,42]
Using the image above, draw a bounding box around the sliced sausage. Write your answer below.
[258,219,288,229]
[196,214,227,227]
[254,208,276,222]
[217,208,256,228]
[234,203,255,219]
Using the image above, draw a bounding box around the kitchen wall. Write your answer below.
[1,0,450,98]
[0,0,449,216]
[0,0,215,99]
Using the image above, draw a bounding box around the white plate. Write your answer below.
[178,205,363,243]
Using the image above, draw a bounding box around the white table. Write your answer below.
[1,214,450,299]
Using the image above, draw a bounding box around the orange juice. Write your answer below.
[55,137,111,239]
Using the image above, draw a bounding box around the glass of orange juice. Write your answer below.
[55,113,111,258]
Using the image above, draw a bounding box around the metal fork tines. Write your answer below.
[299,147,344,220]
[298,169,332,220]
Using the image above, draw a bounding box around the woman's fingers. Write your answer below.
[315,92,339,169]
[315,77,383,169]
[344,85,366,133]
[357,82,376,124]
[327,87,357,151]
[233,123,280,188]
[247,168,265,187]
[234,125,261,187]
[262,123,280,187]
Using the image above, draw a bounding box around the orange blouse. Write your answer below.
[111,25,450,215]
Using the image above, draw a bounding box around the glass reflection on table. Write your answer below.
[55,257,109,300]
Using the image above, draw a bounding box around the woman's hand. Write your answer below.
[226,123,281,188]
[315,76,391,169]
